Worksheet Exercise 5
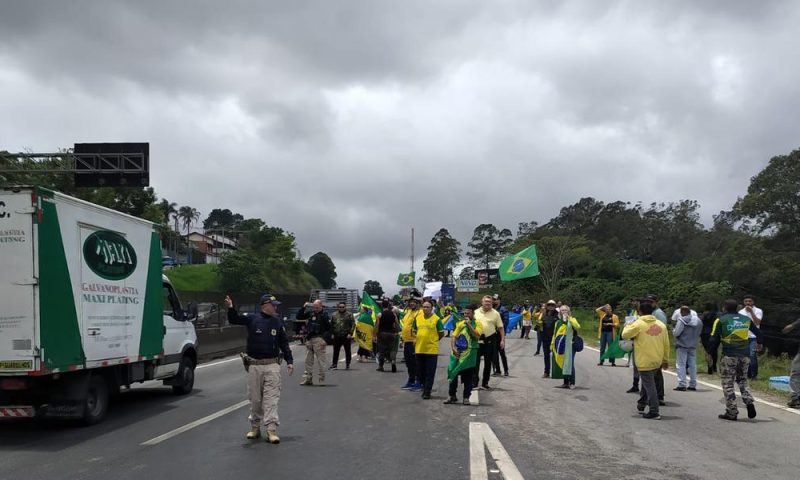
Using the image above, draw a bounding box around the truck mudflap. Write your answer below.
[0,406,35,418]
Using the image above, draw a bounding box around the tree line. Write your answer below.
[420,148,800,327]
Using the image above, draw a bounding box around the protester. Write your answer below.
[552,305,581,388]
[673,305,702,391]
[329,302,354,370]
[595,304,619,366]
[644,295,667,405]
[622,301,669,420]
[296,300,332,386]
[399,295,423,390]
[739,295,763,380]
[474,295,504,390]
[356,304,375,363]
[492,294,510,377]
[700,303,720,374]
[226,294,294,444]
[412,300,444,399]
[375,299,400,373]
[625,299,641,393]
[521,303,532,339]
[444,304,483,405]
[533,305,544,355]
[781,318,800,409]
[540,300,559,378]
[711,299,761,420]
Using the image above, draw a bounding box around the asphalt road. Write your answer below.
[1,336,798,480]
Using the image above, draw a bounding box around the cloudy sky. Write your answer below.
[2,1,799,294]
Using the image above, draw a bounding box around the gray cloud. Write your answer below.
[1,0,799,292]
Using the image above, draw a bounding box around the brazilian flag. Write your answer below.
[397,272,415,286]
[499,245,539,282]
[447,313,479,382]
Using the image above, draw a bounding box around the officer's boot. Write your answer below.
[246,427,260,439]
[266,430,280,444]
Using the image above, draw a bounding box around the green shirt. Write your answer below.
[711,313,760,357]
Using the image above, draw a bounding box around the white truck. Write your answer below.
[0,186,198,424]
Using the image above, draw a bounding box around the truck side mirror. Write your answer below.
[185,301,199,322]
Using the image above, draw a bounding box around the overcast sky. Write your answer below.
[2,1,799,294]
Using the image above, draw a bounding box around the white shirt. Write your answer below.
[739,306,763,339]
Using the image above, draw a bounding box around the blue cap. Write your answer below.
[260,294,281,305]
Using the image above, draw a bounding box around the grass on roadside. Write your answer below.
[164,264,221,292]
[569,308,792,401]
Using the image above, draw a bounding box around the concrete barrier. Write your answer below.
[196,325,247,362]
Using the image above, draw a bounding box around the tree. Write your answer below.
[178,206,201,263]
[466,224,512,269]
[734,148,800,236]
[516,221,539,238]
[422,228,461,282]
[307,252,337,289]
[158,199,178,226]
[459,266,475,280]
[544,197,605,233]
[203,208,244,232]
[363,280,384,298]
[535,236,590,299]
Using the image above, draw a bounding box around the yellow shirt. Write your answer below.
[401,308,421,343]
[413,314,444,355]
[475,308,503,339]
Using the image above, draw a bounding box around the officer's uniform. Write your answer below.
[296,305,331,385]
[228,295,293,440]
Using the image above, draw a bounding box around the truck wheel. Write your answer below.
[172,356,195,395]
[82,376,109,426]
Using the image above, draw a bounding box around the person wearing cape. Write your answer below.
[444,304,483,405]
[551,305,581,387]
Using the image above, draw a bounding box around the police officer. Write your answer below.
[226,293,294,444]
[296,299,332,386]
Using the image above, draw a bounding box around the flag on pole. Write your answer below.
[397,272,416,286]
[354,292,380,352]
[499,244,540,282]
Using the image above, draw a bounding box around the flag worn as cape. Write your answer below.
[498,244,540,282]
[354,292,380,352]
[447,314,479,383]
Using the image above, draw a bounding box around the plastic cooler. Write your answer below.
[768,376,791,392]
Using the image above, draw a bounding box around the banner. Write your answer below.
[456,279,479,292]
[441,283,455,305]
[423,281,443,299]
[475,269,499,287]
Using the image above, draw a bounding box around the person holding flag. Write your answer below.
[444,304,483,405]
[355,293,380,363]
[375,299,400,373]
[551,305,581,388]
[596,304,620,366]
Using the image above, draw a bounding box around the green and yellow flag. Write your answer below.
[499,244,540,282]
[354,292,380,351]
[397,272,416,286]
[447,312,480,383]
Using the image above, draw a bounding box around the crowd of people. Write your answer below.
[223,289,800,443]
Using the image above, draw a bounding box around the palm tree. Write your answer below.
[157,199,178,257]
[178,206,200,263]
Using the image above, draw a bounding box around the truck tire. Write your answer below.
[172,356,195,395]
[82,376,109,426]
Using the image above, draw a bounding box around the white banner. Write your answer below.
[423,281,443,299]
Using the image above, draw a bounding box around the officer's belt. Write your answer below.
[246,356,280,365]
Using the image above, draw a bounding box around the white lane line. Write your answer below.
[196,357,239,369]
[141,400,249,446]
[585,345,800,416]
[469,422,524,480]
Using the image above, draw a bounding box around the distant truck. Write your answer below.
[0,187,198,424]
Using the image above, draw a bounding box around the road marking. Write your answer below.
[141,400,249,446]
[196,357,239,369]
[585,345,800,416]
[469,422,524,480]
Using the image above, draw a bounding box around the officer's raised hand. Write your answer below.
[224,295,234,309]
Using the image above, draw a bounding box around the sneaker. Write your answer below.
[597,362,603,366]
[300,379,313,386]
[718,413,737,421]
[345,364,350,370]
[626,386,639,393]
[492,372,501,377]
[391,364,397,373]
[482,384,492,390]
[318,378,325,386]
[542,373,549,378]
[376,366,384,372]
[503,372,509,377]
[421,392,431,400]
[410,383,423,392]
[534,352,541,356]
[266,430,280,444]
[328,365,337,370]
[637,405,645,415]
[557,384,571,389]
[463,398,471,405]
[443,396,458,404]
[643,412,661,420]
[746,403,757,419]
[658,400,666,406]
[787,399,800,409]
[673,386,687,391]
[687,386,697,391]
[401,382,414,390]
[611,363,616,367]
[246,427,261,439]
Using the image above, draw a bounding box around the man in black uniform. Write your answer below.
[226,293,294,444]
[296,299,332,386]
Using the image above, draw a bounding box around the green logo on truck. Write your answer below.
[83,231,137,280]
